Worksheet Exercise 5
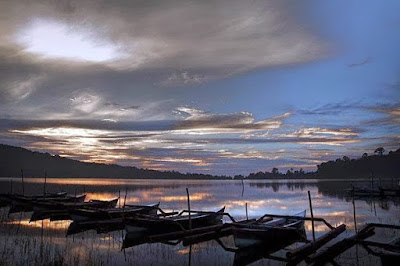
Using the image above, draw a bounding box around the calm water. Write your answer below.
[0,178,399,265]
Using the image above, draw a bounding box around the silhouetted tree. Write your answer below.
[343,156,350,161]
[374,147,385,156]
[362,153,368,158]
[272,167,279,175]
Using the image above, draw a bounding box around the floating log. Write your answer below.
[306,225,375,265]
[286,224,346,263]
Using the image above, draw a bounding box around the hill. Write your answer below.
[1,144,399,179]
[0,144,227,179]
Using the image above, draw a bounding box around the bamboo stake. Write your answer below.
[352,193,358,233]
[308,191,315,242]
[241,177,245,197]
[124,187,128,207]
[118,190,121,208]
[245,202,248,220]
[186,188,192,231]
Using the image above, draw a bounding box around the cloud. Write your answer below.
[0,0,326,76]
[175,108,291,133]
[365,104,400,126]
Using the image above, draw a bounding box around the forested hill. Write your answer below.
[316,148,400,178]
[1,143,399,179]
[0,144,226,179]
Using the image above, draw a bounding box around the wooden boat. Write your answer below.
[0,192,67,206]
[125,207,225,234]
[67,218,126,236]
[233,235,305,266]
[69,203,160,222]
[8,194,87,214]
[362,236,400,266]
[30,198,119,221]
[233,210,306,248]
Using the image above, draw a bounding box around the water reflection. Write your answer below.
[0,177,399,265]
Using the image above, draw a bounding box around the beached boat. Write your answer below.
[233,210,306,248]
[30,198,119,221]
[69,203,160,222]
[125,207,225,234]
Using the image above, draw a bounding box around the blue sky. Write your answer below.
[0,0,399,175]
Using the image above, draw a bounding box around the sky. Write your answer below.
[0,0,399,176]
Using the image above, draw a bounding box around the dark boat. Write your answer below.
[67,218,126,236]
[233,234,305,266]
[30,198,119,221]
[69,203,160,222]
[125,207,225,234]
[8,194,87,214]
[233,210,306,248]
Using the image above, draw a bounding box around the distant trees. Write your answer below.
[272,167,279,175]
[374,147,385,156]
[317,147,400,178]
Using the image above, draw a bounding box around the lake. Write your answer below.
[0,178,399,265]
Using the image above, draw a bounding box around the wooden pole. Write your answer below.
[352,194,358,233]
[21,169,25,196]
[186,188,192,231]
[188,245,192,266]
[245,202,248,220]
[308,191,316,242]
[241,177,245,197]
[118,190,121,208]
[124,187,128,208]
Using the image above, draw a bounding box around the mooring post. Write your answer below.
[245,202,248,220]
[118,190,121,208]
[21,169,25,196]
[308,190,316,242]
[122,187,128,219]
[352,194,358,233]
[186,188,192,231]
